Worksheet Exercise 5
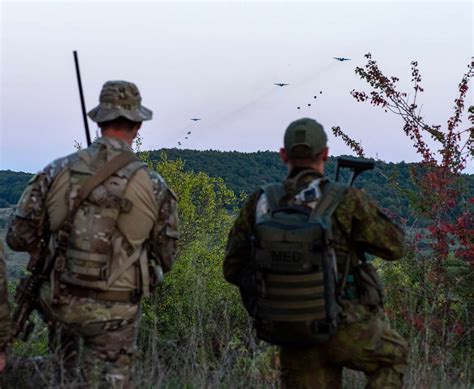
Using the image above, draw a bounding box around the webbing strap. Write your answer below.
[266,272,323,283]
[75,152,139,207]
[264,312,326,322]
[66,249,109,264]
[261,183,286,213]
[107,249,141,287]
[68,264,103,278]
[260,299,325,309]
[266,286,325,296]
[311,181,348,220]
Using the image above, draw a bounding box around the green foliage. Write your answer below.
[140,153,247,345]
[0,170,33,206]
[2,147,472,386]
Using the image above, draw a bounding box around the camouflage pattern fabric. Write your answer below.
[223,168,407,388]
[0,241,11,351]
[6,136,178,387]
[280,301,408,389]
[39,282,139,388]
[88,80,153,123]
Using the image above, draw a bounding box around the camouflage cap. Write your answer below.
[88,80,153,123]
[284,118,327,158]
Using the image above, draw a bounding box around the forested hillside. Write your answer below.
[147,149,473,224]
[1,149,472,225]
[0,170,33,207]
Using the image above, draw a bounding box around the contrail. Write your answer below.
[171,60,340,147]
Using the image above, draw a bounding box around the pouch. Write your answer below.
[353,262,384,308]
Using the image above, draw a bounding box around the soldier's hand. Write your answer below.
[0,351,6,373]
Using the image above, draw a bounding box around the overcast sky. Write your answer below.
[1,0,472,173]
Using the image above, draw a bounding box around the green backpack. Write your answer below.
[251,179,348,346]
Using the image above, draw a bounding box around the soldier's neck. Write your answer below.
[287,163,324,176]
[101,129,135,146]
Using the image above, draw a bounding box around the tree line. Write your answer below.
[1,152,472,227]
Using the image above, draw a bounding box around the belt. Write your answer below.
[67,285,140,303]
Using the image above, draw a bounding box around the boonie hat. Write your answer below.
[88,80,153,123]
[284,118,327,158]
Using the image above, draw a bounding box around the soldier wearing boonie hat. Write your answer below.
[88,80,153,123]
[7,80,178,387]
[224,117,408,388]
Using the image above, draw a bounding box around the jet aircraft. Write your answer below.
[274,83,290,87]
[333,57,351,62]
[190,118,201,121]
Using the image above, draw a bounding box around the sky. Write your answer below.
[0,0,472,173]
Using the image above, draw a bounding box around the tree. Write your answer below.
[332,53,473,379]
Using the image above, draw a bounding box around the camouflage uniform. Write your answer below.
[223,118,408,389]
[0,241,11,353]
[7,81,178,388]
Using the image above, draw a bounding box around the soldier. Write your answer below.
[6,81,178,388]
[0,241,11,373]
[223,118,408,388]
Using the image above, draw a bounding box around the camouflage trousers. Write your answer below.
[280,301,408,389]
[39,283,140,389]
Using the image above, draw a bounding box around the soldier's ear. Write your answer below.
[321,147,329,162]
[280,148,289,164]
[132,123,142,138]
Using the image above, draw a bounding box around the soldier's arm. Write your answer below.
[339,188,405,261]
[149,184,179,273]
[6,172,52,252]
[223,191,260,286]
[0,244,11,351]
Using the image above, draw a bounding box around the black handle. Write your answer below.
[73,51,91,147]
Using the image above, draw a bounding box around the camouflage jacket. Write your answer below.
[223,168,405,294]
[0,241,11,350]
[6,137,178,292]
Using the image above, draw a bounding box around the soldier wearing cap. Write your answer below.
[7,81,178,387]
[223,118,408,388]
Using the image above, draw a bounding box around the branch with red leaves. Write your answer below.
[331,126,365,157]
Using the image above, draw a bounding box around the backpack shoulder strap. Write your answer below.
[311,181,349,220]
[260,183,286,213]
[75,151,139,206]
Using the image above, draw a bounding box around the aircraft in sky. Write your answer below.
[190,118,201,121]
[274,83,290,87]
[187,131,191,135]
[333,57,351,62]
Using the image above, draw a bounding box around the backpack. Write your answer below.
[50,150,149,302]
[251,179,348,346]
